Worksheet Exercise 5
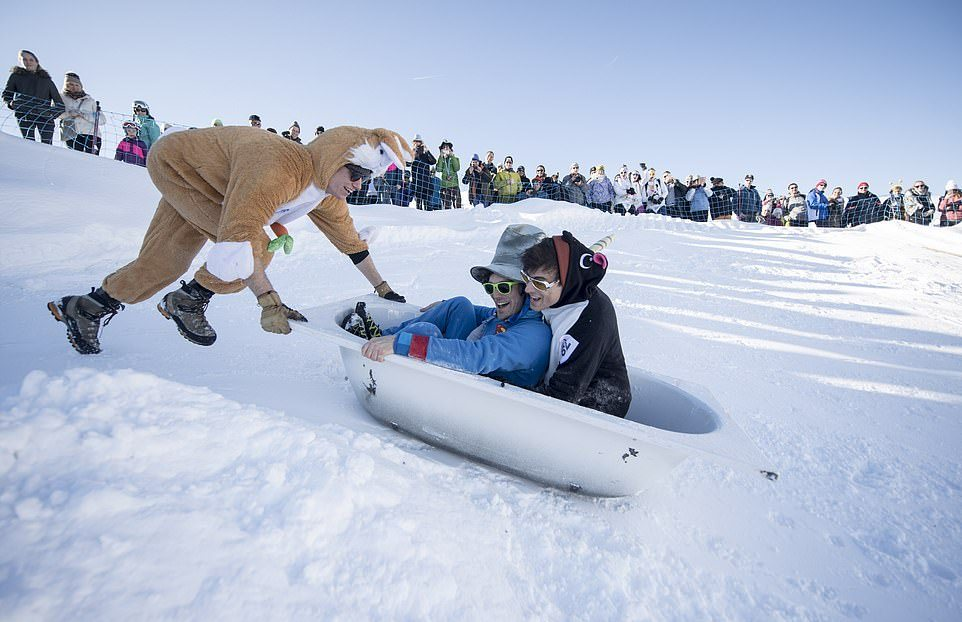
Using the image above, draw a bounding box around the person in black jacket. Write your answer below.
[2,50,64,144]
[845,182,882,227]
[410,134,436,210]
[520,231,631,418]
[708,177,735,220]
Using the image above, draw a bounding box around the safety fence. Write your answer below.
[2,95,958,227]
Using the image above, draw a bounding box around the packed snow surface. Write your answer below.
[1,134,961,620]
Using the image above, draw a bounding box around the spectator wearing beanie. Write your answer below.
[938,180,961,227]
[59,72,101,154]
[845,182,881,227]
[248,114,261,128]
[3,49,65,144]
[806,179,830,227]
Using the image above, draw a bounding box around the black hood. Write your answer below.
[553,230,608,307]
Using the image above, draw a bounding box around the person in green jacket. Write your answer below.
[494,155,522,203]
[132,99,161,152]
[436,139,461,209]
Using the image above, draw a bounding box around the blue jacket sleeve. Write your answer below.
[395,317,551,386]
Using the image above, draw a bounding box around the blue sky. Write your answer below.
[9,0,961,194]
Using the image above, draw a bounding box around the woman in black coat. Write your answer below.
[2,50,64,144]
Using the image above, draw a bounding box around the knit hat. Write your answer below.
[816,179,827,186]
[745,173,754,180]
[63,72,82,88]
[19,49,38,64]
[248,114,261,122]
[315,126,325,134]
[858,181,869,189]
[946,179,959,191]
[471,153,480,161]
[211,118,223,127]
[470,224,546,283]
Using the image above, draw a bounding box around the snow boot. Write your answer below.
[157,280,217,346]
[341,302,381,340]
[48,287,124,355]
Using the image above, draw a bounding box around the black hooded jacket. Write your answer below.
[538,231,631,417]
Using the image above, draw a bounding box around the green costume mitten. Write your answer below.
[267,234,294,255]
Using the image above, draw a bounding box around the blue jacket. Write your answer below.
[734,185,762,216]
[586,176,615,204]
[133,114,161,151]
[806,188,829,221]
[391,297,550,388]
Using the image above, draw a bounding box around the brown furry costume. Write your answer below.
[102,125,411,303]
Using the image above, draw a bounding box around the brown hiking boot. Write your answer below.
[157,280,217,346]
[48,287,124,355]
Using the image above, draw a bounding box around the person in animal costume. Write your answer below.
[49,125,412,354]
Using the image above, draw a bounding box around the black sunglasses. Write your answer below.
[345,163,373,182]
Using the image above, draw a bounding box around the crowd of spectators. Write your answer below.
[4,49,960,227]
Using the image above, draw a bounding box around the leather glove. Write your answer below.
[257,291,307,334]
[374,281,406,303]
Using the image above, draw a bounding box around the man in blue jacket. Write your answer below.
[806,179,830,227]
[359,225,551,388]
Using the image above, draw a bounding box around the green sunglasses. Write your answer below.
[483,281,520,295]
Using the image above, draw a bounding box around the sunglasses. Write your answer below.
[521,270,559,292]
[483,281,520,295]
[345,163,373,182]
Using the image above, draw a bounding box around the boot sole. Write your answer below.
[48,300,101,355]
[157,302,216,347]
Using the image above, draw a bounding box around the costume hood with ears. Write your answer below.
[552,230,609,307]
[306,126,413,189]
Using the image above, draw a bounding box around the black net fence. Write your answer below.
[2,93,958,228]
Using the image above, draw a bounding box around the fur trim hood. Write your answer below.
[9,66,51,78]
[306,126,412,189]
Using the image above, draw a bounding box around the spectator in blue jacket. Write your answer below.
[806,179,830,226]
[359,225,551,389]
[734,174,763,222]
[131,100,160,152]
[586,165,616,212]
[685,175,713,222]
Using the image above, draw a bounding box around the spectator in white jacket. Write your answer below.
[627,170,646,214]
[612,170,633,215]
[59,72,100,154]
[643,169,666,214]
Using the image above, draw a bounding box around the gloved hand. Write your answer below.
[257,291,307,334]
[374,281,406,303]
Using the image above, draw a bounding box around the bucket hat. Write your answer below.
[471,224,546,283]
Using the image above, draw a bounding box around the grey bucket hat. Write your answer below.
[470,224,546,283]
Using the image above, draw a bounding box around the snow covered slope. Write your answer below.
[1,133,960,620]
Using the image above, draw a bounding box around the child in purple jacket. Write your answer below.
[114,121,148,166]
